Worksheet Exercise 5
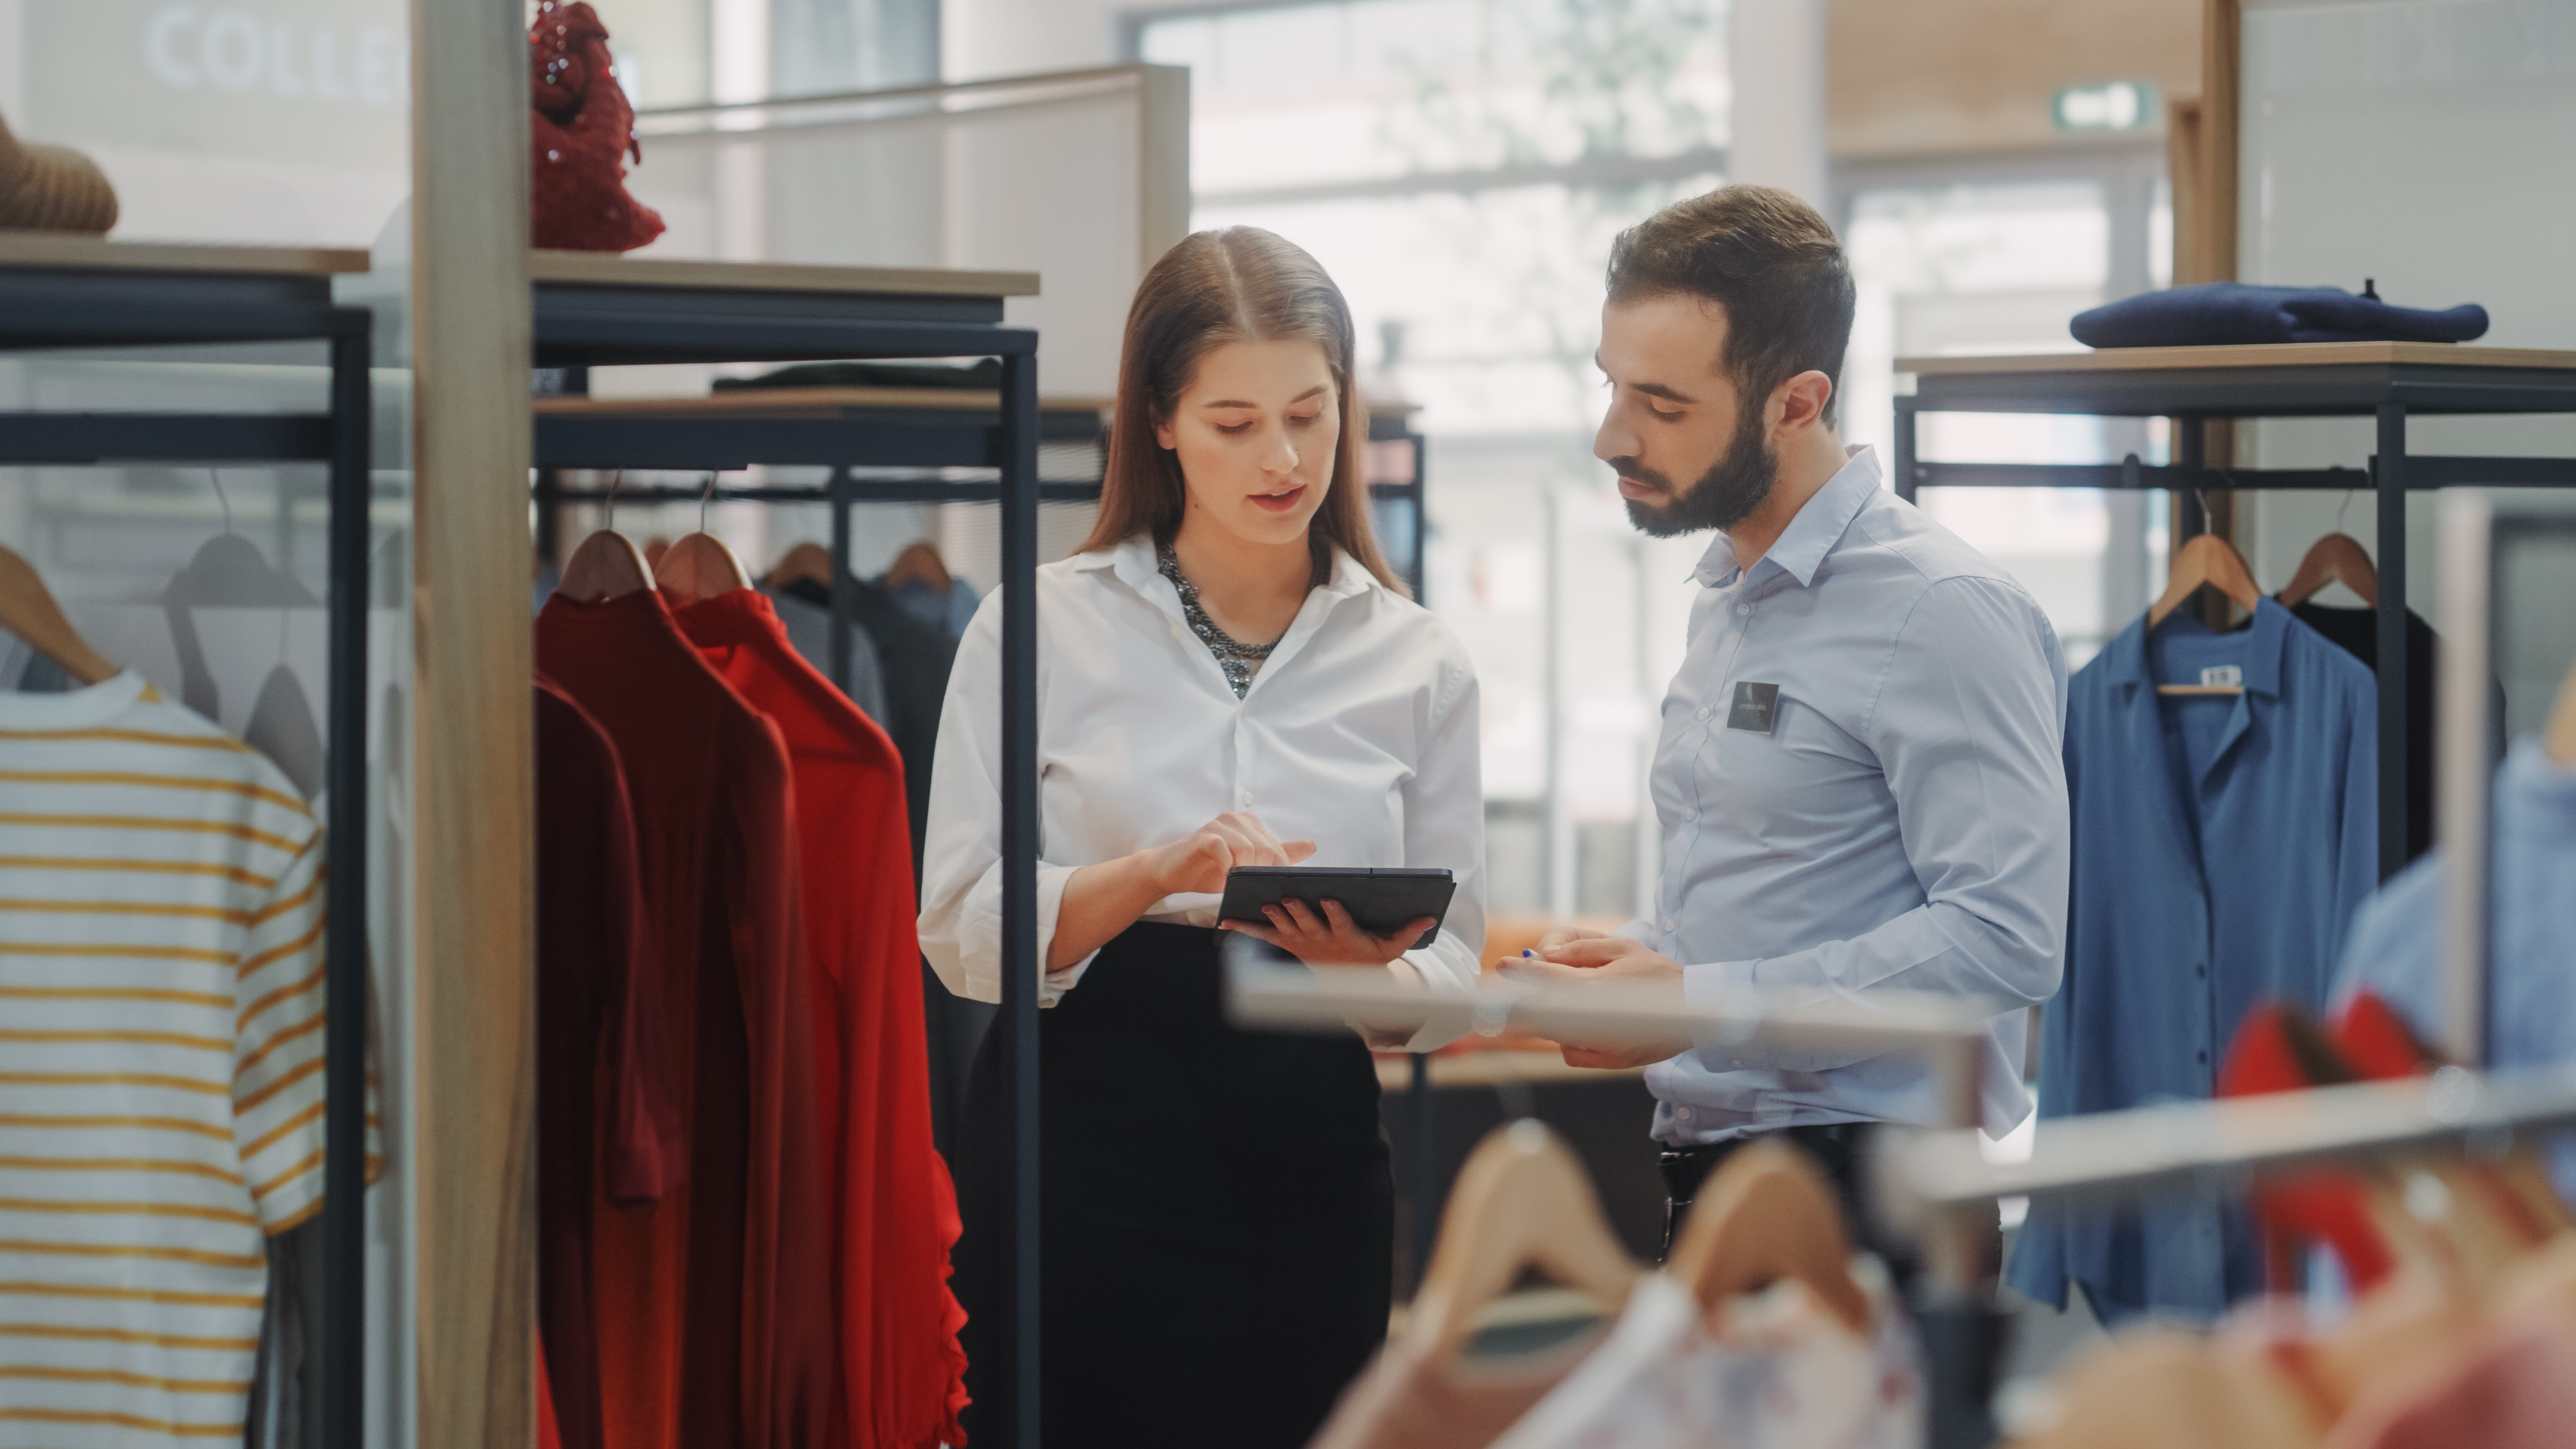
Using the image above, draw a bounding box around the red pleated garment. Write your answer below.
[676,587,971,1449]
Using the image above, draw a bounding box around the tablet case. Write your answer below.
[1218,866,1456,952]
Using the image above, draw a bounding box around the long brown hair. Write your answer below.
[1079,227,1409,596]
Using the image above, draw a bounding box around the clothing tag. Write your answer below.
[1726,681,1781,734]
[2200,665,2242,688]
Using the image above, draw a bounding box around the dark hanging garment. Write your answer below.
[774,575,954,865]
[2286,601,2505,864]
[534,676,677,1449]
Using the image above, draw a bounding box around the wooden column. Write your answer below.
[2172,0,2243,609]
[410,0,536,1443]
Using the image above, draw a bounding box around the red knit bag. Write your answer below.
[530,0,666,253]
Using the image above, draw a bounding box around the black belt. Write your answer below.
[1658,1120,1874,1205]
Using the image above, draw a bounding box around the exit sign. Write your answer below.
[2053,82,2159,132]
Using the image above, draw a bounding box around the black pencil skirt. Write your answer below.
[953,921,1393,1449]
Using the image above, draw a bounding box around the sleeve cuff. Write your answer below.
[1615,918,1655,944]
[1681,958,1762,1070]
[1682,957,1762,1002]
[1034,863,1091,1005]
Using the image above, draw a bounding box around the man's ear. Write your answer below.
[1770,370,1836,437]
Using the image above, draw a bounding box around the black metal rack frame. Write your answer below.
[0,257,374,1448]
[530,269,1057,1442]
[1891,352,2576,881]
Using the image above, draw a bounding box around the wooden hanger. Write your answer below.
[2148,532,2264,695]
[2276,533,2379,609]
[654,474,754,606]
[0,543,117,686]
[2015,1330,2326,1449]
[557,530,653,603]
[765,540,834,591]
[656,533,753,605]
[1402,1120,1641,1358]
[554,472,654,604]
[882,538,951,594]
[1665,1140,1873,1336]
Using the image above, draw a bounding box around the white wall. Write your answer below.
[940,0,1197,79]
[2238,0,2576,729]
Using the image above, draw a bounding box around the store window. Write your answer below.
[1141,0,1728,918]
[1838,165,2171,667]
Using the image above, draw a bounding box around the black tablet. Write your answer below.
[1218,866,1456,952]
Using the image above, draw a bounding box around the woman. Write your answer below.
[921,227,1487,1449]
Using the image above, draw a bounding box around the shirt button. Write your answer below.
[1675,1107,1694,1122]
[1683,807,1699,822]
[1660,918,1677,932]
[1694,706,1712,721]
[2197,1050,2210,1065]
[1736,603,1754,616]
[1168,622,1183,639]
[1240,790,1254,806]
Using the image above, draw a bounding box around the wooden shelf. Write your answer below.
[530,249,1039,299]
[534,386,1111,416]
[0,233,369,276]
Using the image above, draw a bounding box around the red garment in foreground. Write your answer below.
[2330,1317,2576,1449]
[535,678,678,1449]
[538,589,836,1449]
[677,587,970,1449]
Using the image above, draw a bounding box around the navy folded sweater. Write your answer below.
[2070,282,2489,348]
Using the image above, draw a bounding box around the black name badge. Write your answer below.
[1726,681,1782,734]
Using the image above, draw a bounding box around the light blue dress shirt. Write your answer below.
[2007,598,2379,1321]
[2334,737,2576,1197]
[1628,447,2070,1146]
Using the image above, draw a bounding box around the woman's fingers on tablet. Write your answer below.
[1283,839,1318,863]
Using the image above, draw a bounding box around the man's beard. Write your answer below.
[1613,408,1777,539]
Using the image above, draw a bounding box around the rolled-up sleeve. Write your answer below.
[1681,575,2069,1072]
[917,592,1086,1007]
[1394,658,1487,1049]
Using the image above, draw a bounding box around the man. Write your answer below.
[1504,186,2069,1275]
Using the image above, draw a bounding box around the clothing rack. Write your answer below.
[1892,342,2576,882]
[1223,947,2010,1449]
[523,249,1057,1445]
[0,235,377,1448]
[1891,1060,2576,1214]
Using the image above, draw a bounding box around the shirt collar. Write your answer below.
[1081,531,1379,604]
[1689,445,1882,590]
[2102,593,2295,695]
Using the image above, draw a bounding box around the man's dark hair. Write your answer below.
[1605,185,1856,426]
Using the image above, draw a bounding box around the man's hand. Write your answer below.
[1500,934,1696,1069]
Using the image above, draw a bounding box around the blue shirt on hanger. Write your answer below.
[2333,737,2576,1197]
[2007,597,2379,1321]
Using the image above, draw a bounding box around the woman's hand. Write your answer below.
[1052,812,1313,974]
[1223,897,1436,969]
[1142,811,1316,896]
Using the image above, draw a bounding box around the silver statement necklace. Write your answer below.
[1159,542,1282,699]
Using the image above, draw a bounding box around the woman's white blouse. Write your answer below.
[919,534,1487,1043]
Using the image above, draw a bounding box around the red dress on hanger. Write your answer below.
[535,677,678,1449]
[676,587,970,1449]
[537,589,836,1449]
